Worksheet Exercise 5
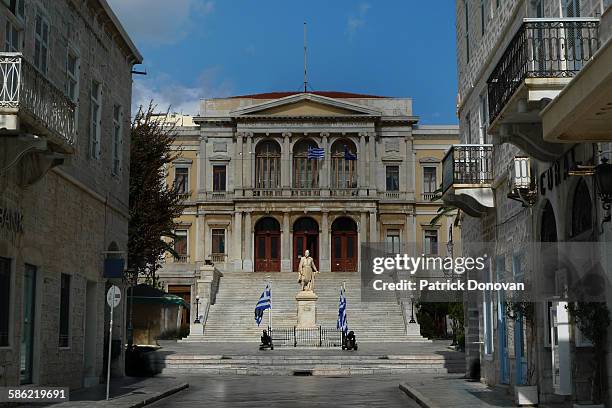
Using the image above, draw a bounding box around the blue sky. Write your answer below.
[108,0,458,124]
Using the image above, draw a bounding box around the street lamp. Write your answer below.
[194,296,201,324]
[595,157,612,222]
[409,298,416,324]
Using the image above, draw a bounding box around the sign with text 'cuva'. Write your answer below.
[106,285,121,308]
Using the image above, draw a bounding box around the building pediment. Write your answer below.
[230,93,381,118]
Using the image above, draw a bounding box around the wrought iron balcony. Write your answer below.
[442,145,495,217]
[488,19,599,125]
[0,53,76,151]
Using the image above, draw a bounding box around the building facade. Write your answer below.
[157,92,460,321]
[0,0,141,389]
[452,0,612,405]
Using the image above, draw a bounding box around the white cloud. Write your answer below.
[347,2,371,37]
[131,68,234,116]
[107,0,214,45]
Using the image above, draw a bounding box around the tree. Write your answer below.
[127,103,184,287]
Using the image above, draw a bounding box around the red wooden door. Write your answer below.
[293,232,319,272]
[255,232,280,272]
[331,231,357,272]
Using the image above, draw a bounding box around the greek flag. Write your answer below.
[337,287,348,334]
[307,146,324,160]
[254,284,271,326]
[344,146,357,161]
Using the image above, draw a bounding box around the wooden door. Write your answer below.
[293,232,319,272]
[331,231,357,272]
[255,233,281,272]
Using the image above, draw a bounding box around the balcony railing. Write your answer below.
[174,254,189,263]
[210,253,226,264]
[291,188,321,197]
[0,53,76,147]
[253,188,283,197]
[442,145,494,192]
[422,192,438,201]
[487,18,600,124]
[329,188,358,197]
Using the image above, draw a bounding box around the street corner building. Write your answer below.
[452,0,612,406]
[155,91,461,343]
[0,0,141,389]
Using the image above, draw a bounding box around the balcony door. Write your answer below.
[254,217,281,272]
[293,217,319,272]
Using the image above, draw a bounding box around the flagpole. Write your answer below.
[267,275,272,330]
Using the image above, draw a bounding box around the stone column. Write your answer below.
[233,211,242,271]
[243,211,253,272]
[198,136,207,198]
[369,210,378,242]
[320,132,330,197]
[281,211,291,272]
[359,132,367,195]
[359,212,368,272]
[244,132,253,196]
[320,210,330,272]
[282,132,291,196]
[235,133,243,196]
[369,134,377,195]
[195,211,202,262]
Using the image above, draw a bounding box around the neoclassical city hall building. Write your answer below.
[158,91,459,305]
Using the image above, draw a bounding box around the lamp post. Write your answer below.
[194,296,201,324]
[595,157,612,222]
[409,298,416,323]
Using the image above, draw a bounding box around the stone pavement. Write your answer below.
[34,377,187,408]
[400,374,517,408]
[146,375,421,408]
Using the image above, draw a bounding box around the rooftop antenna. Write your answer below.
[303,22,308,93]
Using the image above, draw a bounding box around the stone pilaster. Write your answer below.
[234,133,243,196]
[244,132,253,196]
[195,211,202,262]
[233,211,242,271]
[359,132,367,195]
[282,132,291,196]
[369,133,377,195]
[359,212,368,272]
[405,134,415,197]
[243,211,253,272]
[320,132,330,196]
[281,211,291,272]
[198,136,207,197]
[369,210,378,242]
[320,210,330,272]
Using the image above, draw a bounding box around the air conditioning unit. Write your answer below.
[508,156,537,206]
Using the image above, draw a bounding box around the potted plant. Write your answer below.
[567,302,610,408]
[506,299,538,406]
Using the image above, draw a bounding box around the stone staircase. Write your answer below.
[183,272,427,343]
[149,353,465,376]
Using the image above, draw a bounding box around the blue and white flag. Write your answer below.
[307,146,324,160]
[337,287,348,334]
[344,146,357,161]
[254,284,271,326]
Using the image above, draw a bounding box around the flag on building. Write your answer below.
[337,287,348,334]
[307,146,325,160]
[254,284,271,326]
[344,146,357,161]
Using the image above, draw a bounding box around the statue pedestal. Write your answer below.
[296,290,318,328]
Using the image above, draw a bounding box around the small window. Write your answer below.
[213,165,226,192]
[480,0,487,35]
[424,229,438,255]
[59,274,71,347]
[212,229,225,254]
[112,105,122,175]
[174,230,188,257]
[89,81,101,159]
[5,0,25,20]
[423,167,437,194]
[386,230,401,254]
[386,166,399,191]
[465,0,470,63]
[479,94,488,144]
[0,257,10,347]
[34,11,49,74]
[466,111,472,144]
[174,167,189,194]
[67,51,80,126]
[4,20,20,52]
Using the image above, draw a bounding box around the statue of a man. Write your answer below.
[298,249,318,291]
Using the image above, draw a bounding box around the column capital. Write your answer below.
[320,132,330,138]
[282,132,292,138]
[244,131,254,138]
[358,131,368,138]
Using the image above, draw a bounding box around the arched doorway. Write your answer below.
[541,201,557,242]
[254,217,281,272]
[293,217,319,272]
[331,217,358,272]
[570,178,592,238]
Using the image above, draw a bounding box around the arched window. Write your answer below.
[255,141,281,190]
[571,179,592,237]
[541,201,557,242]
[331,139,357,189]
[293,139,319,189]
